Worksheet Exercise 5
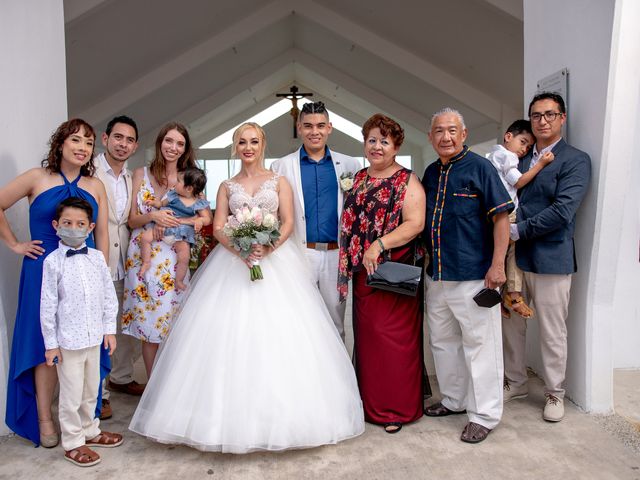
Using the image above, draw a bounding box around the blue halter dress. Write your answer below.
[5,172,110,446]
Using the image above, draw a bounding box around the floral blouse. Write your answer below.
[337,168,411,301]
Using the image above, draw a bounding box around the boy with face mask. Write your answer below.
[40,197,124,467]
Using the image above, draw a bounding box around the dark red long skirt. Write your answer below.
[352,252,424,425]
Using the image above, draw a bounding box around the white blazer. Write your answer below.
[271,148,361,247]
[94,153,133,280]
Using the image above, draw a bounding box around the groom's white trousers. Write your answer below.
[305,248,346,341]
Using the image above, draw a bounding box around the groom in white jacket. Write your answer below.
[272,102,361,341]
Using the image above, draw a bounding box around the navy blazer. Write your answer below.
[515,139,591,274]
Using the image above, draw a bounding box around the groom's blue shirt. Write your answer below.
[300,146,338,243]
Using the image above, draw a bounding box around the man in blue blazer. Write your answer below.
[502,92,591,422]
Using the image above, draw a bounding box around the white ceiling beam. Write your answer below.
[136,53,297,148]
[183,48,431,150]
[173,53,294,135]
[140,76,296,149]
[77,0,294,125]
[145,43,501,153]
[291,49,429,143]
[294,0,503,122]
[159,45,431,147]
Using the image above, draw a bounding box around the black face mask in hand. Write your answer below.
[473,288,502,308]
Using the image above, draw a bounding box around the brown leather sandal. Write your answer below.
[460,422,492,443]
[86,431,124,448]
[503,293,534,318]
[64,445,101,467]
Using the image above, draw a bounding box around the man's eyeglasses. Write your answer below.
[301,101,327,115]
[530,111,564,123]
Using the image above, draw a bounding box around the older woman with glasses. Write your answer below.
[338,113,428,434]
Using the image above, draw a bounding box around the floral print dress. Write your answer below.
[122,167,186,343]
[337,168,410,301]
[338,167,427,425]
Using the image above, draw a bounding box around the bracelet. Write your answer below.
[376,238,385,251]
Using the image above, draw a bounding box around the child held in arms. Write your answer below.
[40,196,123,467]
[487,120,554,319]
[139,167,209,290]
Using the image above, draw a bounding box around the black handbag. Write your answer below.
[366,260,422,296]
[365,181,422,296]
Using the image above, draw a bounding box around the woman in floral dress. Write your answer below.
[338,114,426,434]
[122,123,210,378]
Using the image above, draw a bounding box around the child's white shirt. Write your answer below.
[40,241,117,350]
[487,144,522,208]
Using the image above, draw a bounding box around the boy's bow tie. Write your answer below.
[66,246,88,257]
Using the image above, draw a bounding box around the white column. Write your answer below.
[0,0,67,435]
[600,1,640,376]
[523,0,640,413]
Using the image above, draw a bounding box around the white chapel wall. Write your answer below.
[0,0,68,434]
[603,0,640,370]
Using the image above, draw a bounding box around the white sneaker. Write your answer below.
[543,394,564,422]
[503,379,528,403]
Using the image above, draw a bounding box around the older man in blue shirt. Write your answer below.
[422,108,513,444]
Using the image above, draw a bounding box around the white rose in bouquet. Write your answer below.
[262,213,277,229]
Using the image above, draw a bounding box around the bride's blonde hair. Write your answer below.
[231,122,267,165]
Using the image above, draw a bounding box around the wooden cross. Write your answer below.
[276,85,313,138]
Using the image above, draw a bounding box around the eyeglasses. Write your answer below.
[530,111,564,123]
[301,101,327,115]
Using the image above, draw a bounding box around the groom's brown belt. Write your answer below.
[306,242,339,251]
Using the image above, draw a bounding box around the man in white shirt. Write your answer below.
[271,102,361,341]
[95,116,142,419]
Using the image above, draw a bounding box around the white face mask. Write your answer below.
[56,226,90,248]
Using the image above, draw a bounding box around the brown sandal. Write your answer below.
[64,445,101,467]
[460,422,492,443]
[503,293,534,318]
[86,430,124,448]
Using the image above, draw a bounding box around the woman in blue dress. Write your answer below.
[0,119,109,447]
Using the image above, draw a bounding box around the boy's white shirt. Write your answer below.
[488,144,522,208]
[40,241,118,350]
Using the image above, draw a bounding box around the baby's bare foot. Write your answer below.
[139,262,150,276]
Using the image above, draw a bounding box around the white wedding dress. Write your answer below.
[129,175,365,453]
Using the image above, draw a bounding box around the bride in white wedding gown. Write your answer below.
[129,122,364,453]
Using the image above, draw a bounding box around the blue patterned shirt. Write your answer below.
[422,146,514,281]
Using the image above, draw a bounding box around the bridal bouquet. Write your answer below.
[223,205,281,281]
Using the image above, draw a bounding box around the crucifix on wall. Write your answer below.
[276,85,313,138]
